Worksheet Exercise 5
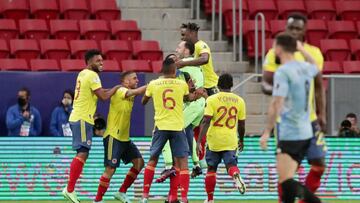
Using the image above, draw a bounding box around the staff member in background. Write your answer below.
[6,87,42,136]
[50,90,74,137]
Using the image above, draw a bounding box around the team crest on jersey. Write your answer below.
[93,77,100,83]
[112,159,117,164]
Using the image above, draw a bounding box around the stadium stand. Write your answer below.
[0,40,10,59]
[110,20,142,41]
[59,0,90,20]
[60,59,86,71]
[100,40,132,65]
[29,0,59,20]
[121,59,152,72]
[243,20,271,57]
[0,19,18,40]
[90,0,121,20]
[10,39,40,62]
[306,0,336,21]
[276,0,307,19]
[306,20,328,47]
[79,20,111,41]
[0,58,29,71]
[248,0,278,20]
[321,39,351,62]
[327,20,358,44]
[0,0,29,23]
[350,39,360,60]
[102,59,121,72]
[336,0,360,21]
[40,39,70,62]
[323,61,343,74]
[270,20,287,37]
[19,19,49,40]
[132,40,163,61]
[151,60,162,73]
[30,59,60,71]
[343,61,360,73]
[70,40,98,59]
[49,20,80,40]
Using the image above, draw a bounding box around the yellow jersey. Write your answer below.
[104,87,134,141]
[204,92,246,152]
[145,78,189,131]
[69,69,102,124]
[263,43,324,122]
[194,40,219,89]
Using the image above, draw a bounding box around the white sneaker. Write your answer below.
[233,173,246,194]
[114,191,132,203]
[62,187,80,203]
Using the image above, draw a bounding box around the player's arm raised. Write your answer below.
[297,41,317,66]
[94,85,121,101]
[125,85,147,98]
[314,72,326,132]
[176,53,209,68]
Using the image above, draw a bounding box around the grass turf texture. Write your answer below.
[1,201,359,203]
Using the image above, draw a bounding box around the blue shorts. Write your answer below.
[305,121,327,161]
[185,125,194,155]
[206,149,238,170]
[70,120,93,151]
[103,136,142,168]
[150,127,189,158]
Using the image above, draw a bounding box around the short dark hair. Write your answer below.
[184,41,195,55]
[19,87,30,97]
[288,13,307,24]
[84,49,102,64]
[275,33,297,53]
[341,120,352,128]
[63,89,74,100]
[218,73,233,90]
[162,57,176,74]
[186,22,200,32]
[120,71,135,82]
[180,23,187,29]
[346,113,357,119]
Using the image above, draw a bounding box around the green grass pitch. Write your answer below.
[1,200,359,203]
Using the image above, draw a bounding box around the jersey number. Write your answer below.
[162,89,176,110]
[213,106,238,129]
[304,80,310,112]
[75,80,81,100]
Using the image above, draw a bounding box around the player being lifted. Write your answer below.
[93,71,147,203]
[139,57,202,203]
[260,33,326,203]
[197,73,247,203]
[63,49,120,203]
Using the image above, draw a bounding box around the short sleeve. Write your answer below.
[312,47,324,71]
[198,42,210,55]
[307,63,320,78]
[145,82,153,97]
[272,70,289,98]
[90,73,102,91]
[118,87,128,99]
[238,98,246,120]
[204,98,214,117]
[263,49,279,73]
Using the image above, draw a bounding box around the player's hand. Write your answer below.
[297,41,305,52]
[196,142,202,157]
[175,60,185,68]
[22,111,30,119]
[238,141,244,152]
[318,114,327,133]
[259,132,270,151]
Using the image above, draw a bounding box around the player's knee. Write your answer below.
[207,166,217,173]
[76,149,89,161]
[309,158,326,168]
[147,157,158,167]
[104,166,116,178]
[133,158,144,171]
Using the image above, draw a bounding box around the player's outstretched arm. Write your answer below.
[125,85,147,98]
[237,120,245,152]
[176,53,209,68]
[314,73,326,132]
[141,95,151,105]
[197,116,211,155]
[94,85,121,101]
[297,41,317,66]
[262,71,274,95]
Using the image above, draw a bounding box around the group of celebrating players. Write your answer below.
[61,13,328,203]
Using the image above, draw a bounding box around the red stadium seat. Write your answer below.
[101,40,132,64]
[343,61,360,73]
[80,20,111,41]
[102,60,120,72]
[40,39,70,61]
[29,0,59,20]
[306,20,328,48]
[110,20,141,41]
[59,0,90,20]
[121,60,152,72]
[321,39,351,62]
[132,41,163,61]
[248,0,278,20]
[70,40,98,59]
[270,20,287,37]
[204,0,219,15]
[50,20,80,40]
[277,0,307,19]
[0,19,18,40]
[323,61,343,74]
[19,19,49,40]
[151,60,162,73]
[0,0,29,22]
[328,21,358,44]
[0,40,10,58]
[243,20,271,57]
[10,39,40,61]
[30,59,60,71]
[0,58,29,71]
[60,59,86,71]
[90,0,121,20]
[306,0,336,21]
[350,39,360,60]
[336,1,360,21]
[222,0,249,36]
[265,38,274,53]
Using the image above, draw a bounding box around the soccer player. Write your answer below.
[260,33,326,203]
[140,57,201,203]
[178,22,219,96]
[62,49,121,203]
[93,71,147,203]
[262,13,326,203]
[197,73,247,203]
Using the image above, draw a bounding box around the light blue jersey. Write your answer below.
[273,60,319,141]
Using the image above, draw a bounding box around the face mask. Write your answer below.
[62,98,72,106]
[17,97,27,107]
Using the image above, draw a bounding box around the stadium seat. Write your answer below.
[59,0,90,20]
[276,0,307,19]
[50,20,80,40]
[0,58,29,71]
[110,20,141,41]
[336,1,360,21]
[101,40,132,64]
[343,61,360,73]
[0,0,29,22]
[223,0,249,36]
[328,21,358,44]
[90,0,121,20]
[60,59,86,71]
[306,0,336,21]
[248,0,278,20]
[132,41,163,61]
[203,0,219,15]
[321,39,351,62]
[0,40,10,58]
[350,39,360,60]
[306,20,328,48]
[243,20,271,57]
[29,0,59,20]
[30,59,60,71]
[323,61,343,74]
[102,60,121,72]
[265,38,274,53]
[10,39,40,61]
[70,40,98,59]
[80,20,111,41]
[270,20,287,37]
[19,19,50,40]
[121,60,152,72]
[40,39,70,61]
[0,19,18,40]
[151,60,162,73]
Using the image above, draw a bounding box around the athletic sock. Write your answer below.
[305,166,325,193]
[281,179,321,203]
[142,163,155,198]
[119,167,140,193]
[168,168,180,202]
[67,156,85,192]
[95,176,110,202]
[205,172,216,201]
[228,166,240,177]
[179,169,190,202]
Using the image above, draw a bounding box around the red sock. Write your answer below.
[168,168,180,202]
[179,169,190,202]
[305,166,324,193]
[228,166,240,177]
[277,182,282,203]
[142,164,155,198]
[205,172,216,201]
[67,157,85,192]
[119,167,140,193]
[95,176,110,202]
